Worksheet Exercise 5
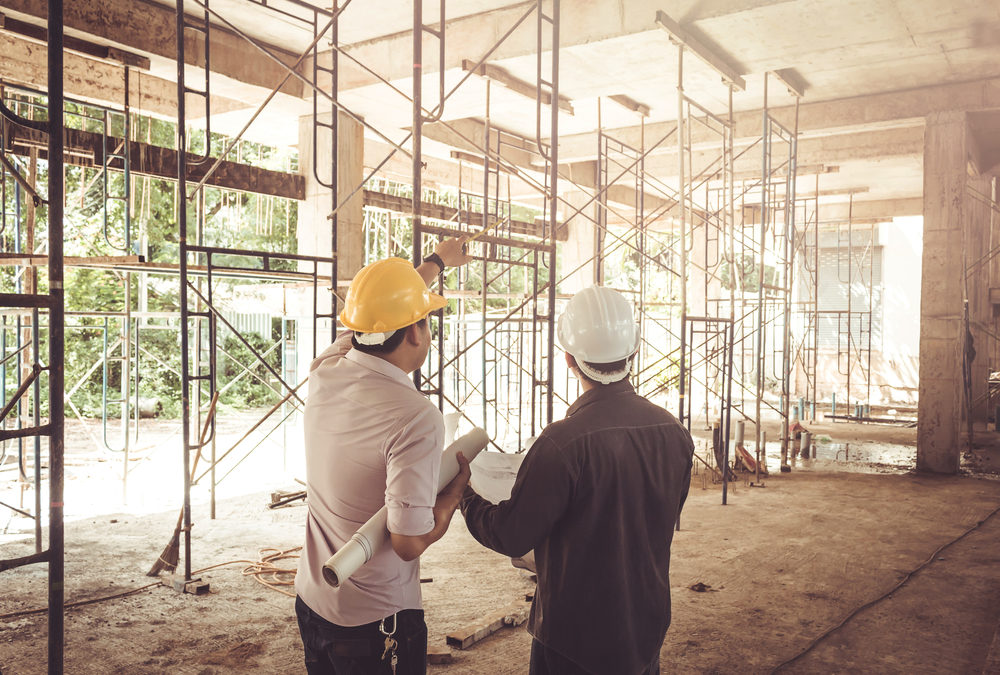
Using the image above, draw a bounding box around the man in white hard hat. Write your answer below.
[461,285,694,675]
[295,238,472,675]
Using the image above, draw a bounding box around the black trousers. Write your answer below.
[295,596,427,675]
[529,639,661,675]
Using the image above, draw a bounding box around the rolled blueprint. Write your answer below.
[322,427,489,588]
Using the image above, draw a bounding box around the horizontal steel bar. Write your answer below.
[188,244,334,264]
[0,293,53,309]
[0,424,52,441]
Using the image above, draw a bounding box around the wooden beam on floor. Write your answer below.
[445,601,531,650]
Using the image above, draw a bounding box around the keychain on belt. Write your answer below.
[379,614,399,674]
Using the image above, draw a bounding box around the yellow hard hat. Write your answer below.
[339,257,447,334]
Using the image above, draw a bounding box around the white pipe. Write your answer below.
[322,427,489,588]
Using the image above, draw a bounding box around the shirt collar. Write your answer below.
[343,348,417,390]
[566,378,636,417]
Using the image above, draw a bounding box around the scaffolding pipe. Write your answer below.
[47,0,66,669]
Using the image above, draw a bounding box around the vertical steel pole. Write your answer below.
[756,73,769,464]
[412,0,424,391]
[677,44,687,424]
[175,0,194,583]
[330,5,339,346]
[846,196,853,414]
[47,0,66,671]
[812,176,819,419]
[544,0,559,425]
[781,100,798,461]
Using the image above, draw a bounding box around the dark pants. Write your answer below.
[529,639,661,675]
[295,596,427,675]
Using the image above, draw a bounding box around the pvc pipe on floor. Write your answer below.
[322,427,489,588]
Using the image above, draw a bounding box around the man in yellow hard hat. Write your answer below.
[460,286,694,675]
[295,237,473,675]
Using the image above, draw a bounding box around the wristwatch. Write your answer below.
[423,252,445,273]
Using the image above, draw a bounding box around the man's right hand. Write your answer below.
[436,451,472,512]
[435,236,473,268]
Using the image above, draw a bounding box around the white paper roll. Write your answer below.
[322,427,489,587]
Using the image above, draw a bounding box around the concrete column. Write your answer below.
[560,189,599,294]
[687,221,709,316]
[291,111,364,375]
[297,111,364,281]
[917,111,967,473]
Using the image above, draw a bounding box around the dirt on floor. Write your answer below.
[3,421,1000,674]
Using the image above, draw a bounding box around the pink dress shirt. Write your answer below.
[295,332,443,626]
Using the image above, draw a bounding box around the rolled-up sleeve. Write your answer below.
[461,435,573,557]
[384,407,444,536]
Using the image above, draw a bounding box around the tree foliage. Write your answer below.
[1,91,299,419]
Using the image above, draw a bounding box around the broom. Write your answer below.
[147,392,219,577]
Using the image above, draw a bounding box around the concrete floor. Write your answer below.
[2,426,1000,674]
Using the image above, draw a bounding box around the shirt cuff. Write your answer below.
[387,502,434,537]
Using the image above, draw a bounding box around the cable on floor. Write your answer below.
[771,501,1000,672]
[241,546,301,598]
[0,548,301,620]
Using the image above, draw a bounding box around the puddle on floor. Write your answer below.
[780,440,916,474]
[691,436,918,477]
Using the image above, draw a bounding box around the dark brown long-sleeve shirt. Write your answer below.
[461,380,694,675]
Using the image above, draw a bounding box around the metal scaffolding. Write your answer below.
[171,0,342,585]
[0,6,822,664]
[0,0,66,671]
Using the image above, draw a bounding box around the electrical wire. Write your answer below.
[241,546,301,598]
[0,547,303,621]
[771,502,1000,672]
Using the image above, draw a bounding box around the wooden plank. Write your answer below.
[445,601,531,650]
[426,645,453,665]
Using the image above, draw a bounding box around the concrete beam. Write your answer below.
[421,118,541,174]
[421,118,674,215]
[337,0,694,91]
[640,125,924,177]
[556,78,1000,162]
[0,31,246,120]
[813,198,923,222]
[5,123,304,199]
[2,0,305,100]
[0,12,150,69]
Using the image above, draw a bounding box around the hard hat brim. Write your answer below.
[340,290,448,334]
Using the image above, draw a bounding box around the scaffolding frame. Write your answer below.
[172,0,343,585]
[0,1,66,672]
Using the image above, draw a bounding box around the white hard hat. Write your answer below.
[558,286,640,381]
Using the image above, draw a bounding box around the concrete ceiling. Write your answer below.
[3,0,1000,218]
